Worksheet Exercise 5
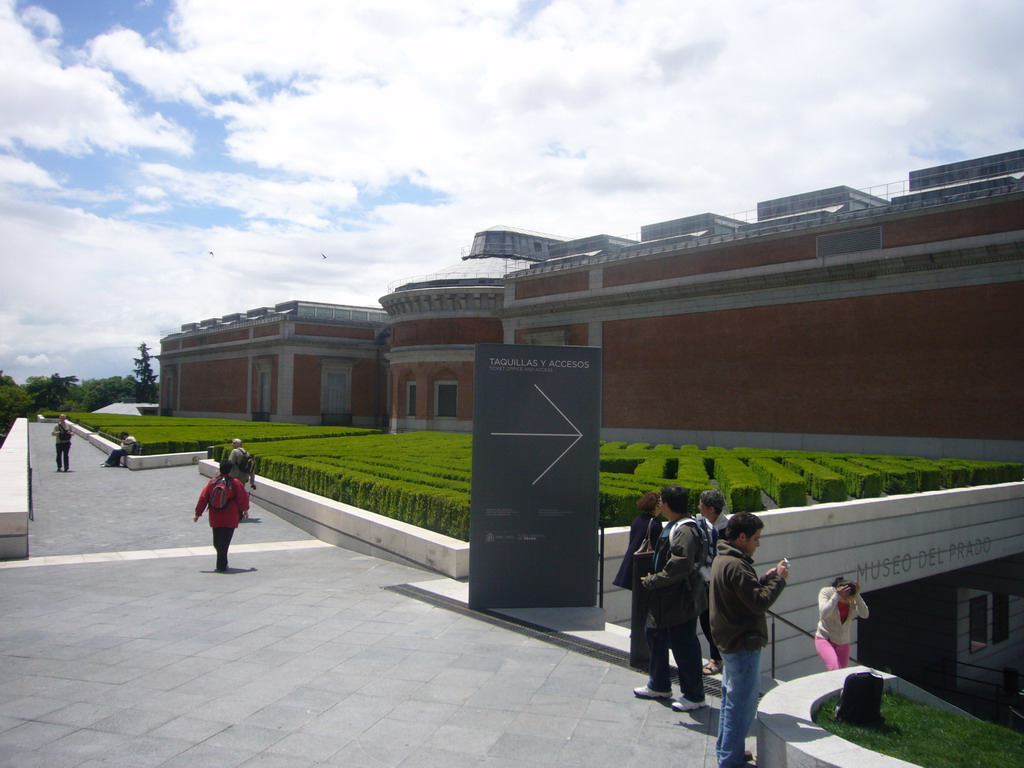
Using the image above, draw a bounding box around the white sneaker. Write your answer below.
[633,686,672,699]
[671,698,708,712]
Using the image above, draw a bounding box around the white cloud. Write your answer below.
[134,185,166,200]
[0,154,58,187]
[14,353,50,368]
[88,27,252,106]
[0,0,192,155]
[17,3,60,39]
[137,162,359,227]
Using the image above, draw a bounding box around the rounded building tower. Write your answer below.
[380,226,569,433]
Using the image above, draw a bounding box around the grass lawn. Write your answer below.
[814,692,1024,768]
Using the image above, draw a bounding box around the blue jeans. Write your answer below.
[717,648,761,768]
[105,449,127,466]
[645,617,704,702]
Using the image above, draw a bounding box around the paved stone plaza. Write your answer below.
[0,422,730,767]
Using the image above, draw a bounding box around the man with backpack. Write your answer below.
[227,438,256,489]
[194,460,250,572]
[633,484,709,712]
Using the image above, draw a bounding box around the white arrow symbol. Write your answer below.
[491,384,583,485]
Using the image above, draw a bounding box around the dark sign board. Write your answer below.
[469,343,602,609]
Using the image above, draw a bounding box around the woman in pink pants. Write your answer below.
[815,577,869,670]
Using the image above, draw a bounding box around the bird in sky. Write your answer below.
[209,251,214,258]
[321,253,327,259]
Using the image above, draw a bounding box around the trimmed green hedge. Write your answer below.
[260,455,470,540]
[889,457,943,492]
[782,457,848,503]
[814,457,883,498]
[708,453,762,512]
[845,456,922,495]
[941,460,1023,485]
[749,458,807,508]
[54,412,378,456]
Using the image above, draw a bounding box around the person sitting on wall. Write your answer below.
[102,432,138,467]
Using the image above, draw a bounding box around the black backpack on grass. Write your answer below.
[835,670,884,725]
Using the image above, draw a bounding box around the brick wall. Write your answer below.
[351,358,386,418]
[391,317,502,346]
[603,281,1024,439]
[179,358,248,412]
[294,324,376,339]
[292,355,321,416]
[514,270,590,299]
[390,361,475,421]
[515,323,589,346]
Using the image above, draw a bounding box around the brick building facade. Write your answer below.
[159,301,390,427]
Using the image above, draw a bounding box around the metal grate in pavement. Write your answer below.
[385,583,722,698]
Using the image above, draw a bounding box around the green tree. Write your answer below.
[79,376,138,412]
[133,342,159,403]
[24,373,80,412]
[0,371,32,433]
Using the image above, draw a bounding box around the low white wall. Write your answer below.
[126,451,208,470]
[0,419,29,559]
[757,666,973,768]
[81,427,206,469]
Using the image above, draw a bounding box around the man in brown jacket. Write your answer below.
[710,512,788,767]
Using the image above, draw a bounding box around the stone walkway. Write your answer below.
[0,422,731,767]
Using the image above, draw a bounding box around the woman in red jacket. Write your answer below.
[194,460,250,572]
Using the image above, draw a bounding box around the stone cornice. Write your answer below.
[158,335,381,362]
[386,345,476,364]
[379,285,504,320]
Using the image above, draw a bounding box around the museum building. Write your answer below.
[158,149,1024,462]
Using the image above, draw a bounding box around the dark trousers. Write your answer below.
[212,527,235,571]
[55,442,70,470]
[105,449,127,466]
[699,603,721,663]
[645,617,705,702]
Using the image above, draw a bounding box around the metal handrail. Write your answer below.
[27,432,33,521]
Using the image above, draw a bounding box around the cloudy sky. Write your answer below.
[1,0,1022,384]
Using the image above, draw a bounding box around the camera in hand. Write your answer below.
[837,579,858,595]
